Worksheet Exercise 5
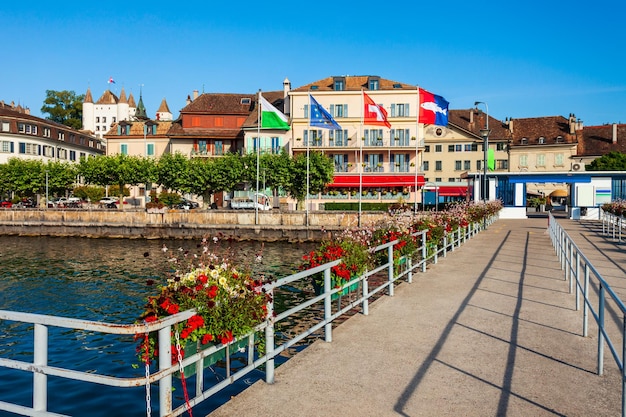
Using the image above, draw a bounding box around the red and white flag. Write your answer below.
[363,92,391,128]
[108,77,116,84]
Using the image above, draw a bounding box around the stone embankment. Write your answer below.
[0,209,389,242]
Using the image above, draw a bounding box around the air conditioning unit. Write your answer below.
[572,163,582,171]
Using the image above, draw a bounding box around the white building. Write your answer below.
[0,101,105,164]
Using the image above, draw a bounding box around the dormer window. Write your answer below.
[310,85,319,90]
[538,136,545,144]
[368,76,380,91]
[241,98,251,105]
[521,137,528,145]
[555,135,563,143]
[393,84,402,88]
[333,77,345,91]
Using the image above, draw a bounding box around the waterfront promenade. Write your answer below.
[209,217,624,417]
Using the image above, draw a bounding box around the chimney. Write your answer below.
[283,77,291,116]
[469,109,474,124]
[193,90,199,100]
[186,94,191,105]
[568,113,576,134]
[613,123,618,144]
[504,117,513,133]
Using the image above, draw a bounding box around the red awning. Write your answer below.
[329,174,425,188]
[424,186,470,197]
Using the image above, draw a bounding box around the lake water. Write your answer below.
[0,236,318,416]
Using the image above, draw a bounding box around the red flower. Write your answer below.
[198,274,208,284]
[207,285,218,298]
[159,299,180,315]
[201,334,214,344]
[219,330,233,345]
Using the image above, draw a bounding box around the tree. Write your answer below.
[285,151,334,206]
[157,152,190,192]
[41,90,84,130]
[586,151,626,171]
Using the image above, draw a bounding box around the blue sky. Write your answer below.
[2,0,625,127]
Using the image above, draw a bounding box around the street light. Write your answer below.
[474,101,491,203]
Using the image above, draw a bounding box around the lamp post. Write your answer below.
[474,101,491,203]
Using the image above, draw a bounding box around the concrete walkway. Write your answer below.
[209,218,622,417]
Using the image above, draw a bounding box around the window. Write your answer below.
[198,140,207,153]
[146,143,155,156]
[304,130,323,146]
[496,160,508,170]
[390,129,410,146]
[423,161,429,171]
[435,161,442,171]
[333,154,349,172]
[435,177,442,182]
[1,121,9,132]
[368,77,379,90]
[496,142,507,151]
[448,145,455,152]
[392,153,410,172]
[364,153,384,172]
[333,77,345,91]
[241,98,251,105]
[96,117,100,122]
[521,137,528,145]
[329,104,348,118]
[435,145,442,152]
[43,127,50,137]
[390,103,410,117]
[538,136,545,144]
[555,153,564,166]
[537,154,545,167]
[455,160,462,171]
[476,160,482,170]
[120,144,128,155]
[58,132,65,140]
[424,145,430,152]
[214,117,224,127]
[519,154,528,167]
[330,129,349,146]
[363,129,383,146]
[69,150,76,161]
[112,117,116,123]
[464,144,473,152]
[455,144,462,152]
[464,160,471,170]
[1,141,13,153]
[102,117,106,123]
[215,140,224,156]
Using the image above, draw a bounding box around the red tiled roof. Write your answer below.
[576,124,626,156]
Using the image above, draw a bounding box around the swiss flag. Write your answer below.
[363,92,391,128]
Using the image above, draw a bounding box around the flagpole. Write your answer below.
[414,87,420,213]
[306,95,310,227]
[256,90,261,225]
[359,90,363,227]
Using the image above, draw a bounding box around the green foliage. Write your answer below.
[158,191,183,207]
[287,151,334,204]
[157,152,189,192]
[586,151,626,171]
[40,90,84,129]
[109,184,130,197]
[73,185,105,202]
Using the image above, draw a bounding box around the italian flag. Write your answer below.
[259,94,290,130]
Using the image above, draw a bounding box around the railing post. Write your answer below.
[583,263,590,337]
[324,268,332,342]
[598,284,606,376]
[362,274,369,315]
[421,233,427,273]
[388,245,394,296]
[33,324,48,413]
[443,235,447,258]
[575,252,581,309]
[158,325,172,417]
[407,258,413,284]
[265,288,276,384]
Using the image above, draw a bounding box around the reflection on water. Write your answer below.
[0,236,317,416]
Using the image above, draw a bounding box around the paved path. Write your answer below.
[209,218,623,417]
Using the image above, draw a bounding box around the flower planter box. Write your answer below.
[175,338,249,378]
[147,207,166,214]
[311,274,359,300]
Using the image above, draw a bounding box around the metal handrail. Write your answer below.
[548,211,626,417]
[0,216,496,417]
[601,210,625,243]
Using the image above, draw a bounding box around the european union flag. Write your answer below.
[310,94,341,129]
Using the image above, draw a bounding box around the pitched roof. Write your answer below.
[448,109,513,141]
[576,124,626,156]
[95,90,119,105]
[84,88,93,103]
[157,98,170,113]
[507,115,576,145]
[104,120,173,137]
[181,93,256,114]
[291,75,417,92]
[128,93,136,108]
[119,88,127,104]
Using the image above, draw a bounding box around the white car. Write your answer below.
[99,197,119,207]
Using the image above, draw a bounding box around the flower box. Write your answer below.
[147,207,166,214]
[311,274,359,300]
[175,338,249,378]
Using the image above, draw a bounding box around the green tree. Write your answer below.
[586,151,626,171]
[41,90,84,130]
[286,151,334,206]
[157,152,190,192]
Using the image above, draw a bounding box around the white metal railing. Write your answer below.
[601,210,625,243]
[548,212,626,417]
[0,216,497,417]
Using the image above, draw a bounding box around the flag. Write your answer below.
[488,148,495,171]
[259,94,290,130]
[419,88,448,126]
[309,94,341,129]
[108,77,116,84]
[363,92,391,128]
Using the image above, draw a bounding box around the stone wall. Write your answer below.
[0,209,389,242]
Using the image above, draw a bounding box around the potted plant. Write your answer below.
[136,243,271,371]
[146,201,166,213]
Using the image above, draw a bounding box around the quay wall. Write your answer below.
[0,209,389,242]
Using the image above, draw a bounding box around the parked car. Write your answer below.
[1,200,13,208]
[99,197,119,208]
[176,198,200,210]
